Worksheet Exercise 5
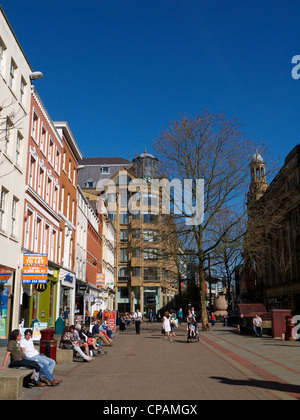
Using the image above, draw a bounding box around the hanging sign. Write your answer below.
[96,273,106,287]
[22,253,48,284]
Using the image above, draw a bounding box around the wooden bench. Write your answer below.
[0,368,33,400]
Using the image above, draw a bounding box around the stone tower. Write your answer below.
[247,152,268,205]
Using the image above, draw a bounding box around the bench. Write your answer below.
[0,368,33,400]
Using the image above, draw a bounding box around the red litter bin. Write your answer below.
[40,328,57,361]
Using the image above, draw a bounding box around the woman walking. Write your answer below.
[162,311,172,342]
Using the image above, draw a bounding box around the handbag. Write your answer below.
[161,327,165,334]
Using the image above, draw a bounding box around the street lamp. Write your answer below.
[29,71,43,81]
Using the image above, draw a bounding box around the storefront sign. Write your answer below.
[22,254,48,284]
[96,273,106,287]
[35,283,48,293]
[103,310,117,332]
[0,268,13,284]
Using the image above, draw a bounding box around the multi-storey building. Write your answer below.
[21,87,63,328]
[75,186,88,320]
[53,122,82,325]
[0,6,34,339]
[101,204,116,311]
[79,152,178,316]
[244,146,300,313]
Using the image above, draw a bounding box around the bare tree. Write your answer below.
[153,110,262,330]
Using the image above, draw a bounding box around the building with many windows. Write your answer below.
[0,6,34,340]
[79,152,178,316]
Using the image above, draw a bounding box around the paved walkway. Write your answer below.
[1,322,300,401]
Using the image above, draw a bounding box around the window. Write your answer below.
[9,59,17,90]
[120,229,129,243]
[143,267,160,281]
[120,211,129,225]
[48,138,54,165]
[119,248,129,262]
[4,118,12,155]
[24,208,33,249]
[62,151,66,172]
[32,112,39,141]
[16,131,23,167]
[101,166,110,174]
[143,248,159,260]
[0,38,6,73]
[55,148,61,174]
[118,267,130,281]
[0,188,8,231]
[108,211,116,221]
[46,177,51,204]
[20,77,26,105]
[85,179,95,188]
[38,167,44,196]
[41,126,47,154]
[143,212,159,224]
[11,197,18,237]
[60,187,65,213]
[132,248,141,258]
[132,267,141,277]
[143,229,159,243]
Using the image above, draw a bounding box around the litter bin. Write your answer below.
[40,328,57,361]
[286,316,296,341]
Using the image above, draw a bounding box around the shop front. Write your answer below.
[29,264,59,328]
[58,269,76,325]
[144,287,160,317]
[0,266,14,342]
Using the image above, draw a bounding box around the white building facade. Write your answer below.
[0,7,34,339]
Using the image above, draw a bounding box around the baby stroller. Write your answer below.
[187,322,199,343]
[87,333,108,357]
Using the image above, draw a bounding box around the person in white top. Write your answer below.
[162,311,172,342]
[20,329,62,386]
[253,313,263,337]
[133,309,143,335]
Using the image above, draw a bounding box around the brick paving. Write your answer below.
[1,322,300,401]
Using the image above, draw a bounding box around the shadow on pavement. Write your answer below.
[210,376,300,399]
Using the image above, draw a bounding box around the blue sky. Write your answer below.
[2,0,300,166]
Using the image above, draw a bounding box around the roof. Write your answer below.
[79,157,131,166]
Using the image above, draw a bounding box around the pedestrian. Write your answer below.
[211,312,215,327]
[253,313,263,337]
[162,311,172,341]
[149,309,154,323]
[20,329,62,386]
[63,306,70,325]
[133,308,143,335]
[177,308,183,325]
[237,314,247,335]
[97,309,103,321]
[0,329,46,387]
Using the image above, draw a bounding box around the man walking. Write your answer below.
[134,308,143,335]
